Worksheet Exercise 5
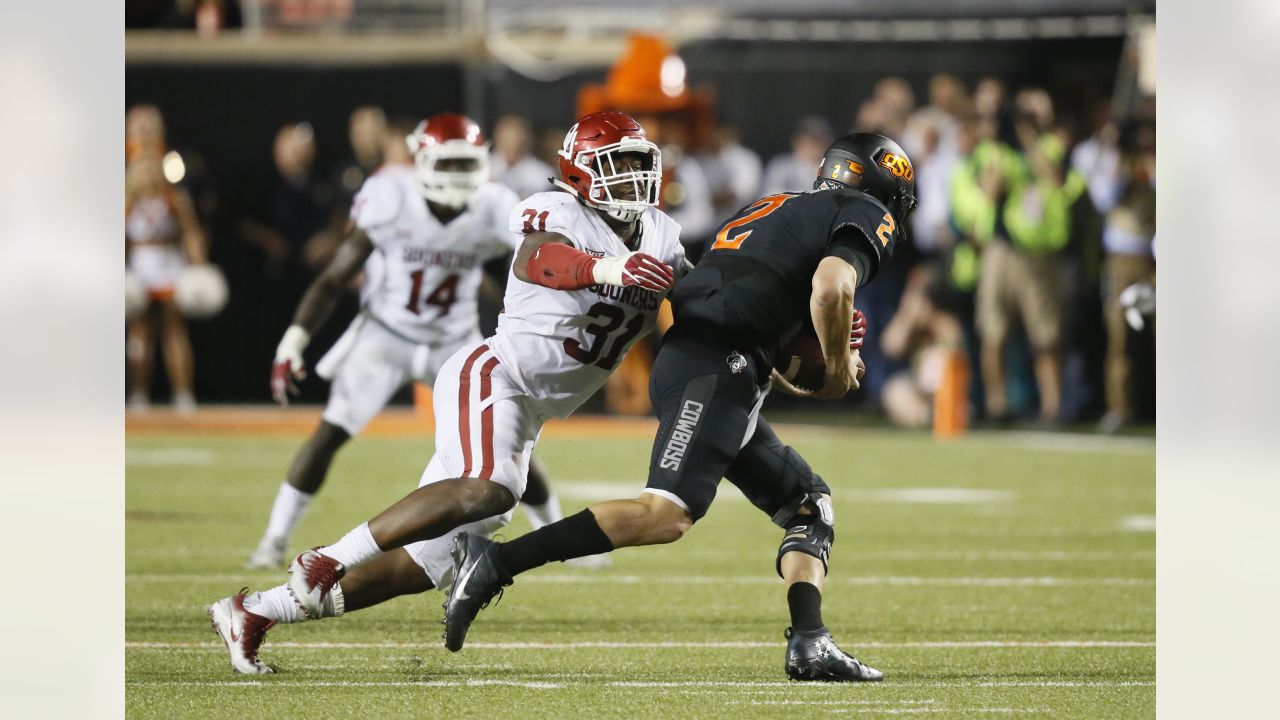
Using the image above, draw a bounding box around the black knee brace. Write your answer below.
[775,493,835,577]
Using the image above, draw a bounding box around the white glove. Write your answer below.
[271,325,310,405]
[590,251,675,292]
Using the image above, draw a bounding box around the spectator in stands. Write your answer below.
[240,122,331,272]
[126,104,167,163]
[903,113,961,257]
[880,265,965,428]
[634,111,716,245]
[1071,103,1123,215]
[904,73,966,159]
[871,76,915,139]
[490,113,554,200]
[956,89,1087,423]
[334,106,386,201]
[307,106,388,269]
[1100,120,1156,432]
[239,122,334,360]
[762,115,833,195]
[697,123,762,224]
[973,77,1006,123]
[126,156,208,413]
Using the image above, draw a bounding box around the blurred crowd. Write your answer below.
[126,73,1155,430]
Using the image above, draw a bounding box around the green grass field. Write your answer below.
[126,421,1154,718]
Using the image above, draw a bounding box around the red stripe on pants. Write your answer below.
[456,345,488,478]
[477,356,501,480]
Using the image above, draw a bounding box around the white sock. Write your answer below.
[319,522,382,568]
[243,585,303,624]
[522,490,563,530]
[262,483,314,545]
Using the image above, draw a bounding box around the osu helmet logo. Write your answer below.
[878,152,914,183]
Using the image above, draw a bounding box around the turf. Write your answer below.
[126,422,1154,718]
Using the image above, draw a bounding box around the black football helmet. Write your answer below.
[814,132,918,226]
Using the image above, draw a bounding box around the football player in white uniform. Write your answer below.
[245,113,569,570]
[210,111,682,674]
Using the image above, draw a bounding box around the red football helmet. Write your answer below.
[405,113,489,207]
[552,111,661,223]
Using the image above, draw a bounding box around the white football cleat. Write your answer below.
[565,553,614,570]
[208,591,276,675]
[245,537,287,570]
[287,548,346,620]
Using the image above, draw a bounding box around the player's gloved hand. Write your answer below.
[810,350,863,400]
[591,251,675,292]
[849,308,867,350]
[271,325,310,405]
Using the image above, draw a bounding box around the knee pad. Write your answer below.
[775,493,835,577]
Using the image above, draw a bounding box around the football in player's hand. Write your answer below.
[774,332,827,391]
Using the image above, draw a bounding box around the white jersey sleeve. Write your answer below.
[488,193,685,419]
[350,172,406,239]
[506,191,591,249]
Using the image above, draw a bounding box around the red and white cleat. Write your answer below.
[208,591,276,675]
[287,548,346,620]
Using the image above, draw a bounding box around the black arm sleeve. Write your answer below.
[824,227,878,287]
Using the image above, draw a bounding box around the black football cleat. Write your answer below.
[442,533,512,652]
[784,626,884,682]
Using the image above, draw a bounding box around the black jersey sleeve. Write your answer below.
[824,230,876,287]
[825,191,901,285]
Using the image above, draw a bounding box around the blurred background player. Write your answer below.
[213,111,681,673]
[126,153,209,412]
[246,113,570,569]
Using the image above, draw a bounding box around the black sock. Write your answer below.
[787,582,824,632]
[496,509,615,576]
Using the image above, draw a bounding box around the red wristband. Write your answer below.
[525,242,598,290]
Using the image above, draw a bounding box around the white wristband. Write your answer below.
[591,254,630,287]
[276,325,311,361]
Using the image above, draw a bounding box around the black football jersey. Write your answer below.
[670,188,899,364]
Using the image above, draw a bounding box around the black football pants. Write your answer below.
[645,326,830,523]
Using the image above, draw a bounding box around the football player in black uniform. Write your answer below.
[443,133,916,682]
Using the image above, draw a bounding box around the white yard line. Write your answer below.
[1120,515,1157,532]
[127,573,1153,587]
[127,679,1152,689]
[128,639,1153,650]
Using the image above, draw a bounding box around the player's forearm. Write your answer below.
[811,268,857,365]
[291,231,373,334]
[522,241,598,289]
[291,276,346,335]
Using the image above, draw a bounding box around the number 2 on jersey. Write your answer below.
[710,193,797,251]
[405,271,460,317]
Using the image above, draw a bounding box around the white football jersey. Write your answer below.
[352,166,519,345]
[488,191,686,419]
